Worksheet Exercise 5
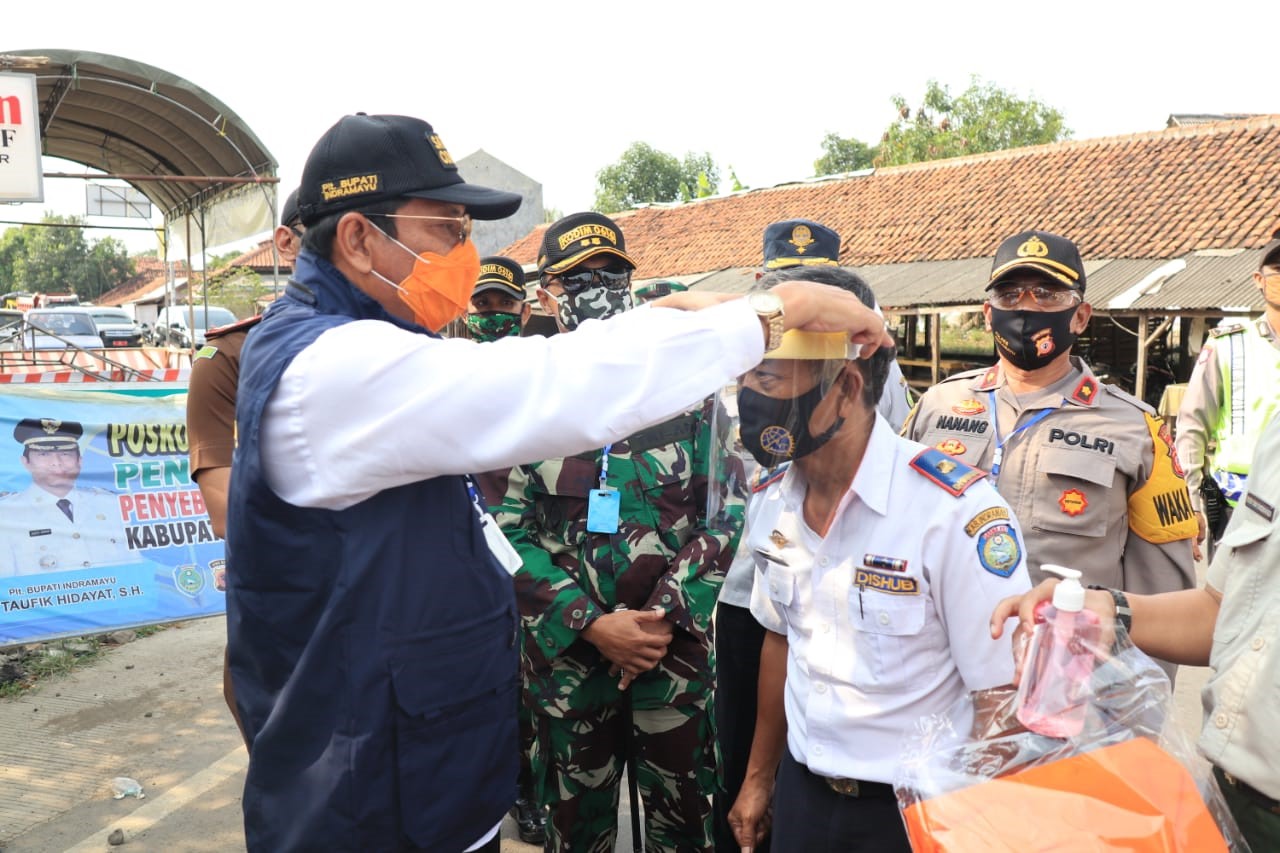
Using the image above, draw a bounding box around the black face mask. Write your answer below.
[989,306,1079,371]
[738,382,843,468]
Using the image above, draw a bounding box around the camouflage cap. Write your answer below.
[14,418,83,451]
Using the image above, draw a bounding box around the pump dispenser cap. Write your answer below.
[1042,564,1085,611]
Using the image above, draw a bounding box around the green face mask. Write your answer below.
[466,311,522,342]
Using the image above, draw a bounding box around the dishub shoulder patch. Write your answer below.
[909,448,986,497]
[751,462,790,493]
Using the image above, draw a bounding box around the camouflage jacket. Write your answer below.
[479,397,745,717]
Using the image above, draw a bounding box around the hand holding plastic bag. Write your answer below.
[894,572,1249,852]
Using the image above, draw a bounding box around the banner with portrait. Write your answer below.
[0,382,224,646]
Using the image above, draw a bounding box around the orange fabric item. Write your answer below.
[902,737,1229,852]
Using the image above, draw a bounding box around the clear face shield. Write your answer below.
[712,330,861,496]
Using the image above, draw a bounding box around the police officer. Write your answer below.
[0,418,131,576]
[761,218,913,430]
[481,211,744,852]
[465,255,531,342]
[633,279,687,303]
[728,272,1030,852]
[993,409,1280,851]
[1176,228,1280,560]
[903,230,1198,606]
[226,114,895,853]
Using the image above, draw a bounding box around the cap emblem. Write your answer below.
[41,419,61,436]
[1017,235,1050,259]
[428,133,456,166]
[321,173,380,202]
[789,224,815,255]
[558,223,617,250]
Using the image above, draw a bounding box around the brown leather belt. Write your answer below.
[1215,765,1280,814]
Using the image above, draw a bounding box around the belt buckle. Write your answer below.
[826,777,860,797]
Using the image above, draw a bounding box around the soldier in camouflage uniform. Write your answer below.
[1175,229,1280,560]
[480,212,745,853]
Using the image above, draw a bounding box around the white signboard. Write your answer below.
[0,73,44,203]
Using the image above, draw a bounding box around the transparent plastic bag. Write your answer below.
[894,623,1249,852]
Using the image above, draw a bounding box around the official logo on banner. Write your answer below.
[173,564,205,597]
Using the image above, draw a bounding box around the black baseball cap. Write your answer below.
[14,418,83,451]
[763,219,841,270]
[538,211,637,275]
[1259,227,1280,269]
[281,188,301,228]
[296,114,523,226]
[474,256,527,301]
[988,229,1086,293]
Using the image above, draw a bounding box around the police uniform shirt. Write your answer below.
[747,415,1030,784]
[0,484,132,576]
[1175,315,1280,510]
[1199,415,1280,799]
[904,357,1197,595]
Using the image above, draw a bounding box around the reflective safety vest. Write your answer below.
[1210,318,1280,503]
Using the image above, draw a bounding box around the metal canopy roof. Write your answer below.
[1,49,277,219]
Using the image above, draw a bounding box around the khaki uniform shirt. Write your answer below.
[1200,414,1280,798]
[903,358,1197,594]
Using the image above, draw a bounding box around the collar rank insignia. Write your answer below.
[770,529,789,548]
[977,366,1000,390]
[1070,376,1098,406]
[909,448,987,497]
[751,462,790,493]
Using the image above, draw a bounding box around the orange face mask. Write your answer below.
[370,227,481,332]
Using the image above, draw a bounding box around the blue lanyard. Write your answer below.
[986,390,1057,479]
[599,443,613,489]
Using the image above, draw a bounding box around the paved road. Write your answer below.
[0,598,1209,852]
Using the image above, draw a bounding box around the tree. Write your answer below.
[814,133,877,176]
[593,142,719,213]
[876,77,1069,167]
[0,215,135,301]
[812,77,1070,175]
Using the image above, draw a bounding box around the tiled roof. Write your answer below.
[501,116,1280,278]
[228,240,293,273]
[97,257,187,306]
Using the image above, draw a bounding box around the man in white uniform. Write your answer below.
[0,418,130,576]
[728,273,1031,852]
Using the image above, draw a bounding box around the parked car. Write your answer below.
[85,306,145,348]
[23,308,104,350]
[154,305,238,348]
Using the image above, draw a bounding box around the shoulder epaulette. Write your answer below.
[909,448,986,497]
[750,462,790,493]
[1208,323,1246,338]
[937,366,989,386]
[206,314,263,340]
[1100,382,1156,414]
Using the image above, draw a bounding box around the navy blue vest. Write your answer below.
[226,252,518,852]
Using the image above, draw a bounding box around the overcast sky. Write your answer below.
[3,0,1275,255]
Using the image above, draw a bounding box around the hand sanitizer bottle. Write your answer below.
[1015,565,1101,738]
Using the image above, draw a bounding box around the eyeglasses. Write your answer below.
[556,265,632,295]
[368,212,472,246]
[988,283,1082,310]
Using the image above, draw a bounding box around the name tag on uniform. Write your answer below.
[29,529,51,537]
[587,487,621,534]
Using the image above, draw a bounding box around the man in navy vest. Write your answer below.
[226,112,897,852]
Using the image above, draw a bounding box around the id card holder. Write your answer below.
[480,512,524,576]
[587,487,621,534]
